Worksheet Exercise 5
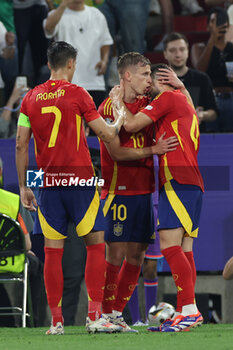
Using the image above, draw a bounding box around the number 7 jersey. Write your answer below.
[141,90,204,191]
[19,80,100,180]
[98,96,155,199]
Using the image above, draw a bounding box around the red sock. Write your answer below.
[161,246,195,308]
[85,243,106,321]
[102,262,120,314]
[185,251,196,287]
[176,251,196,313]
[44,247,64,326]
[113,260,141,313]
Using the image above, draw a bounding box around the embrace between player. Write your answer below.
[15,40,203,334]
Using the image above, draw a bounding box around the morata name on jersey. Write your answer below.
[36,89,65,101]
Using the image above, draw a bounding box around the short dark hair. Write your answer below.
[117,52,151,76]
[47,41,77,70]
[207,6,229,24]
[163,32,189,51]
[151,63,171,79]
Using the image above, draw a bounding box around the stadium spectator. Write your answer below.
[191,7,233,132]
[0,13,18,104]
[204,0,233,42]
[0,81,28,138]
[163,32,218,132]
[150,0,203,51]
[43,0,113,108]
[98,52,178,332]
[100,0,150,55]
[15,41,124,335]
[110,64,204,332]
[13,0,49,87]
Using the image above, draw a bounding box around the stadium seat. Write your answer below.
[0,213,34,327]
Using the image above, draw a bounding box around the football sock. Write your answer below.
[102,262,120,314]
[85,243,106,321]
[44,247,64,326]
[182,303,198,316]
[127,285,141,324]
[161,246,195,308]
[113,260,141,313]
[176,251,197,313]
[144,277,158,317]
[184,251,196,287]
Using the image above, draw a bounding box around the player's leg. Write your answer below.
[83,230,106,322]
[157,180,203,332]
[159,227,196,312]
[143,259,158,320]
[175,236,195,313]
[143,227,163,323]
[102,241,126,315]
[37,188,68,335]
[110,241,148,332]
[44,237,65,335]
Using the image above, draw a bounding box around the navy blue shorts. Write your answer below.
[157,179,203,238]
[37,186,104,240]
[102,193,155,243]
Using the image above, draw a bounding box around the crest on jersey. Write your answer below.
[113,222,123,237]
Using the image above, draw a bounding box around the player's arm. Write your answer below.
[109,85,152,133]
[87,112,125,143]
[16,122,37,211]
[105,132,178,161]
[223,256,233,280]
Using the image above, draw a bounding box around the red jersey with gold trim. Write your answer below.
[141,90,204,191]
[20,80,100,180]
[98,96,155,198]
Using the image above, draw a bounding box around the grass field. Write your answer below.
[0,324,233,350]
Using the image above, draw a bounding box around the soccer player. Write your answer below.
[110,63,204,332]
[15,41,125,335]
[98,53,178,332]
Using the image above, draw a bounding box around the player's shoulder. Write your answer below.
[98,96,113,117]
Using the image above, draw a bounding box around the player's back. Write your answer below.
[20,80,99,179]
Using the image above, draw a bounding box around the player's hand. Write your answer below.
[109,79,124,106]
[152,132,179,155]
[95,60,108,75]
[157,68,184,90]
[20,187,37,212]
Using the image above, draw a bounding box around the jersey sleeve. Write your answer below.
[98,97,114,122]
[79,88,101,123]
[141,91,174,122]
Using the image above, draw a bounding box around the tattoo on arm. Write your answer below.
[97,130,109,142]
[114,125,119,136]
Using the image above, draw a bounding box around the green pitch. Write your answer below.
[0,324,232,350]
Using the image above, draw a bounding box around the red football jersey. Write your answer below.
[20,80,100,180]
[141,90,204,191]
[98,96,155,199]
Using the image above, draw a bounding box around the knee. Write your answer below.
[143,261,157,280]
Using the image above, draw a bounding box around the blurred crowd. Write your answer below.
[0,0,233,137]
